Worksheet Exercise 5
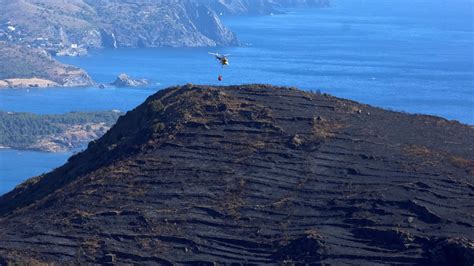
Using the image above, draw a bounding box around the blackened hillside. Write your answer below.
[0,84,472,264]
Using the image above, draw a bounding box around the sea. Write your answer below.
[0,0,473,195]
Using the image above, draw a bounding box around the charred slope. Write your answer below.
[0,85,473,264]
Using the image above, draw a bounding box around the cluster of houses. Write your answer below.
[0,21,24,43]
[0,21,86,56]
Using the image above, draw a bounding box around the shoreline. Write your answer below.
[0,78,59,89]
[0,146,81,154]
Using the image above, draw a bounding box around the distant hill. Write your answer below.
[0,85,472,264]
[0,0,237,50]
[0,110,122,152]
[0,42,94,88]
[0,0,328,51]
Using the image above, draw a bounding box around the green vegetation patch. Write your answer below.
[0,111,122,149]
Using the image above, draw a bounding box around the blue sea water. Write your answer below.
[0,0,473,195]
[0,149,72,195]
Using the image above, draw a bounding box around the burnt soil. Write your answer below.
[0,84,473,265]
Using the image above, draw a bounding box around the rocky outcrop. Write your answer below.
[0,84,471,264]
[0,43,94,88]
[111,74,149,88]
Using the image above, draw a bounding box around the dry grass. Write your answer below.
[312,118,344,139]
[449,156,474,176]
[405,145,474,176]
[405,145,433,157]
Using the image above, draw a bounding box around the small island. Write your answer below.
[0,110,122,152]
[111,73,149,87]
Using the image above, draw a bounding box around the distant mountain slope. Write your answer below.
[0,42,94,88]
[0,85,472,264]
[0,0,237,50]
[0,0,329,51]
[199,0,331,15]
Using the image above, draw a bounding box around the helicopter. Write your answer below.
[209,52,230,67]
[209,52,231,81]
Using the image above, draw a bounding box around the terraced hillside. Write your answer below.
[0,85,472,264]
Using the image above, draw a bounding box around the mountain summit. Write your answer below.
[0,85,472,264]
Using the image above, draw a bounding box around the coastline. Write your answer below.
[0,78,59,89]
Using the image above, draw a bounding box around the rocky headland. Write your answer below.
[0,0,328,51]
[0,42,94,88]
[0,0,237,52]
[0,84,472,264]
